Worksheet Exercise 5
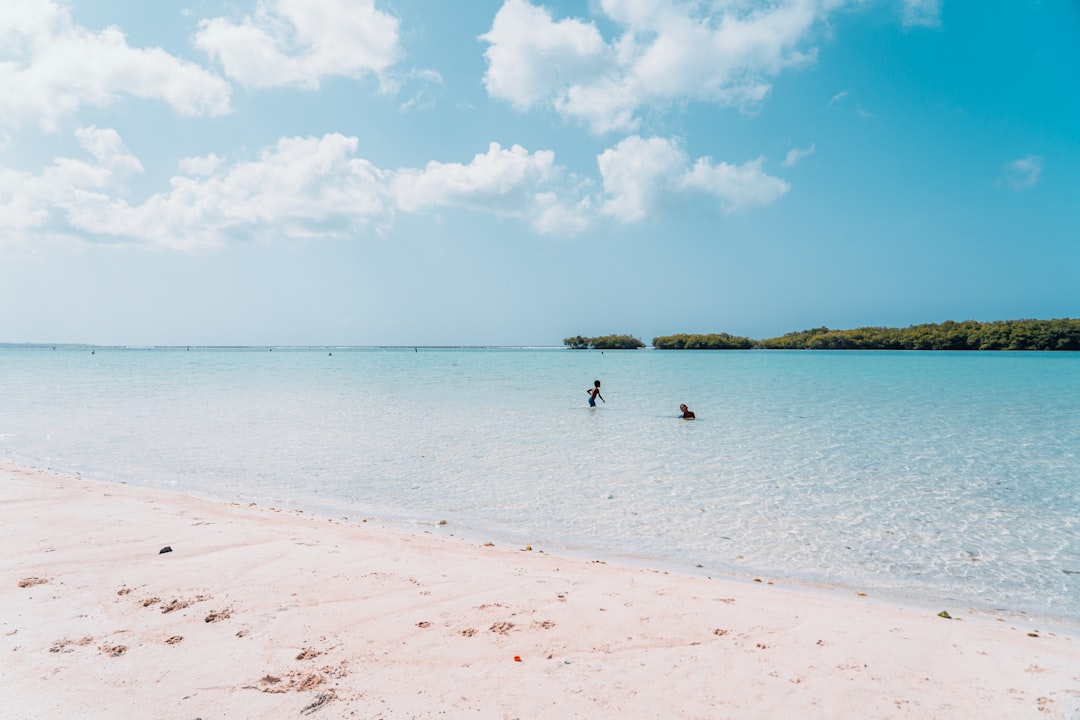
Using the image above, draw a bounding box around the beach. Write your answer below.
[2,460,1078,719]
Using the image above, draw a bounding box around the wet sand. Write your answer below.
[2,460,1078,718]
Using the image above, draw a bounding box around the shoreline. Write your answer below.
[3,460,1079,718]
[11,453,1078,635]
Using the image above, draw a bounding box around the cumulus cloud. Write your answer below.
[391,142,577,232]
[0,0,231,130]
[2,127,790,248]
[480,0,610,111]
[531,193,592,236]
[680,156,791,213]
[74,127,144,175]
[178,154,225,178]
[194,0,403,89]
[67,134,393,249]
[0,172,50,234]
[0,128,592,247]
[481,0,829,134]
[1001,155,1043,191]
[596,136,687,221]
[782,143,815,167]
[597,136,789,220]
[0,125,143,239]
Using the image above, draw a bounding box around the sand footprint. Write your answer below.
[49,637,94,653]
[159,595,210,614]
[204,608,232,623]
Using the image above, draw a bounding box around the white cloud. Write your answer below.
[74,127,144,175]
[828,90,849,106]
[68,134,392,249]
[0,172,50,234]
[195,0,402,89]
[828,90,872,119]
[0,129,593,247]
[482,0,829,134]
[530,193,591,236]
[390,142,591,235]
[1001,155,1043,191]
[597,136,687,221]
[597,136,789,220]
[178,154,225,178]
[782,143,815,167]
[680,156,791,213]
[2,128,790,248]
[556,78,641,136]
[392,142,556,212]
[0,130,392,249]
[480,0,611,111]
[395,69,446,113]
[0,126,142,240]
[0,0,231,130]
[901,0,942,28]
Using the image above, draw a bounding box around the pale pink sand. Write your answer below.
[2,460,1078,719]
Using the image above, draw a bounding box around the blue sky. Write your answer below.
[1,0,1077,346]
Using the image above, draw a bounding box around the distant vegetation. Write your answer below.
[572,320,1080,350]
[754,319,1080,351]
[563,334,646,350]
[652,333,755,350]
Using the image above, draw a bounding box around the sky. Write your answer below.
[1,0,1077,346]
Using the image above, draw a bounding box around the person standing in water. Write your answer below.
[680,403,696,419]
[587,380,605,407]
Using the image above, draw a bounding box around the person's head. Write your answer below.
[594,380,601,388]
[680,404,688,412]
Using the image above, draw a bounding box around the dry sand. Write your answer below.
[2,459,1078,719]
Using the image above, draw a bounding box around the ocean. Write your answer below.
[2,346,1078,626]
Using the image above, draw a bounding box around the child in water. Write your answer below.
[587,380,604,407]
[680,404,696,419]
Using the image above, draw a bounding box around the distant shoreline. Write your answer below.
[0,344,562,351]
[5,317,1080,351]
[572,318,1080,351]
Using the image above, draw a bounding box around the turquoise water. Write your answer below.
[2,346,1078,625]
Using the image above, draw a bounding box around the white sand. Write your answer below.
[2,460,1078,719]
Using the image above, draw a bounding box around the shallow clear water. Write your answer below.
[2,346,1078,625]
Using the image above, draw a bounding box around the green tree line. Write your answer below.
[651,333,755,349]
[754,319,1080,350]
[563,334,646,349]
[571,320,1080,350]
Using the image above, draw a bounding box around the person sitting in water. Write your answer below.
[680,403,696,419]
